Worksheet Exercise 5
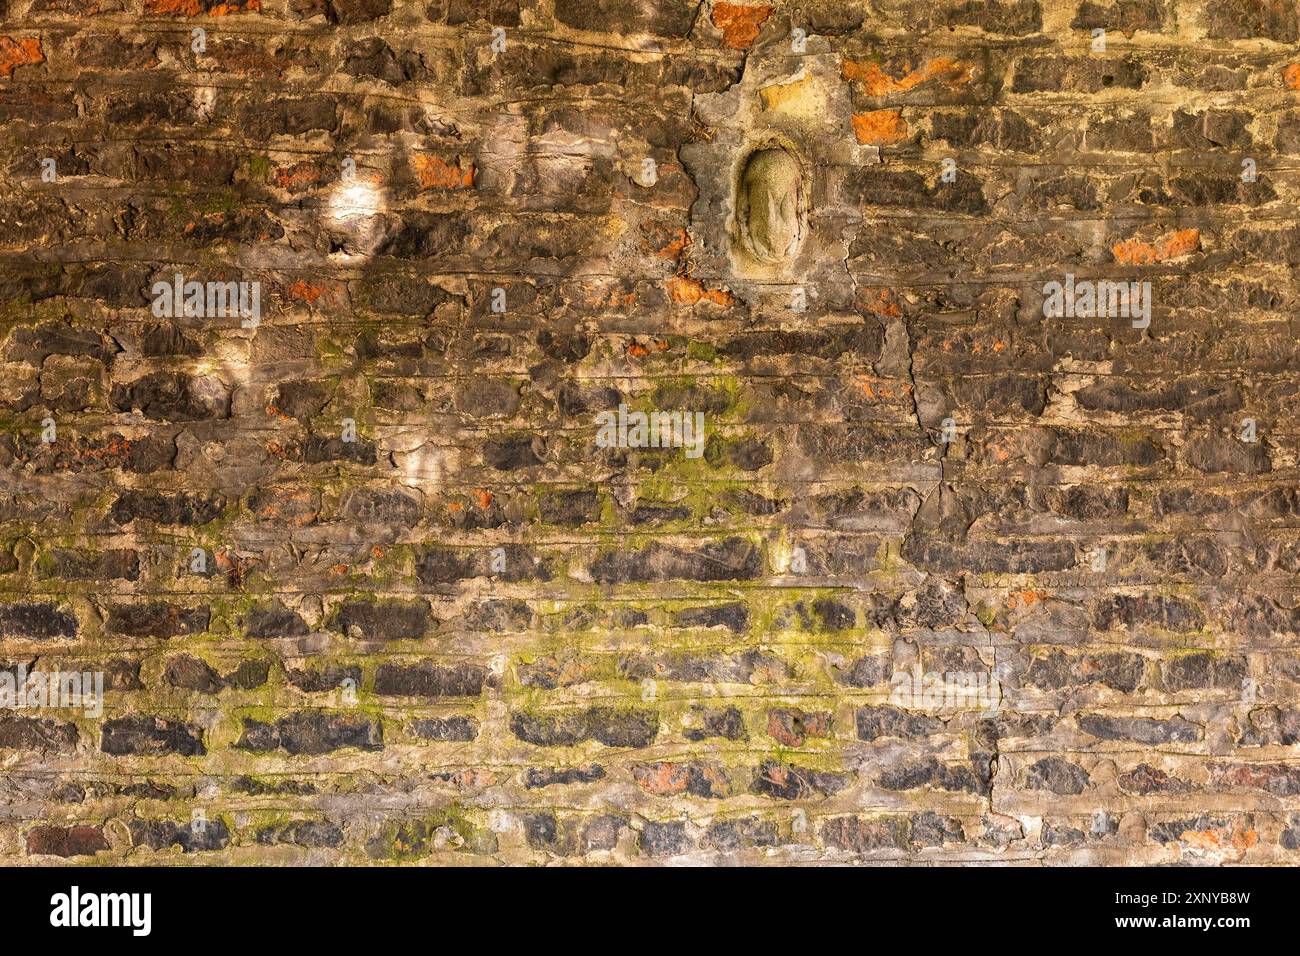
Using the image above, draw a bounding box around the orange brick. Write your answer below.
[842,56,973,96]
[857,286,902,318]
[412,155,475,190]
[711,3,774,49]
[626,338,669,358]
[287,279,327,304]
[275,161,327,192]
[1179,824,1257,853]
[632,762,690,795]
[851,109,909,145]
[667,275,734,306]
[655,228,691,260]
[1111,228,1200,265]
[144,0,260,13]
[0,38,44,78]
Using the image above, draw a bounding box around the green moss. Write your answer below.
[314,331,353,372]
[0,279,66,346]
[247,155,273,181]
[191,188,242,217]
[208,592,268,640]
[371,805,483,861]
[686,341,719,362]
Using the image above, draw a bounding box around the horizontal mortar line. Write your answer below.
[15,166,1300,204]
[861,155,1288,169]
[991,85,1300,97]
[0,702,1268,717]
[12,465,1300,478]
[0,634,1289,650]
[843,212,1300,226]
[11,576,1300,591]
[32,341,1300,359]
[879,152,1300,168]
[0,630,1283,645]
[18,536,1300,548]
[2,489,1291,504]
[11,19,739,58]
[0,687,1277,706]
[16,572,1297,585]
[10,331,1298,352]
[7,462,1294,478]
[14,414,1300,431]
[20,143,1300,178]
[2,628,1288,643]
[1,422,919,433]
[23,518,1300,531]
[13,501,1300,521]
[85,371,1299,387]
[144,371,1300,390]
[839,38,1300,58]
[38,506,1300,520]
[4,644,1279,658]
[9,72,699,112]
[12,479,1300,494]
[0,650,868,660]
[743,274,1300,290]
[13,237,1300,258]
[11,531,1300,546]
[852,284,1297,299]
[5,96,1295,122]
[0,699,1000,714]
[976,100,1300,113]
[20,567,1300,582]
[18,177,1300,217]
[0,258,707,283]
[455,198,1300,221]
[0,768,1280,790]
[2,652,1249,667]
[8,142,384,163]
[848,279,1300,292]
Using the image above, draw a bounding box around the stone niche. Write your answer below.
[682,36,878,305]
[735,145,806,266]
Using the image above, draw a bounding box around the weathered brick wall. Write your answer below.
[1,0,1298,865]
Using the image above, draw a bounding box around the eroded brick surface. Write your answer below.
[0,0,1297,866]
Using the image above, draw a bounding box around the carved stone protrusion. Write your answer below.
[682,49,876,294]
[736,147,805,265]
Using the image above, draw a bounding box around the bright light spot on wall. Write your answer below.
[328,178,385,223]
[324,174,388,258]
